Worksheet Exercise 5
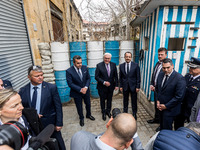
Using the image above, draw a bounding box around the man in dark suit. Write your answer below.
[119,52,140,119]
[174,57,200,130]
[147,48,167,131]
[95,53,118,121]
[19,65,66,150]
[156,58,186,130]
[66,55,95,127]
[0,78,12,89]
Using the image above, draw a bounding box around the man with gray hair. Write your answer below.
[95,53,118,121]
[70,113,137,150]
[19,65,66,150]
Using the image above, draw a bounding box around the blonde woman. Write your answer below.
[0,88,42,149]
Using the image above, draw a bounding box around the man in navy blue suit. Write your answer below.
[119,52,140,119]
[174,57,200,130]
[66,55,95,127]
[95,53,118,121]
[0,78,12,89]
[19,65,66,150]
[156,58,186,130]
[147,48,167,126]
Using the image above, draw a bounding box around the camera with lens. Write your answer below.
[0,121,58,150]
[0,121,28,150]
[112,108,121,118]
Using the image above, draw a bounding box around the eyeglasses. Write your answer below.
[32,65,42,70]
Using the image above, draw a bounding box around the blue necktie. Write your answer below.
[31,87,38,108]
[78,69,82,81]
[162,75,168,87]
[127,63,130,74]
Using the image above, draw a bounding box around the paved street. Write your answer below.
[61,93,158,149]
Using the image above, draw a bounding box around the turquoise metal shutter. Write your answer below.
[0,0,33,90]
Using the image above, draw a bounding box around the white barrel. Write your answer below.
[120,40,134,64]
[87,41,103,68]
[51,42,70,70]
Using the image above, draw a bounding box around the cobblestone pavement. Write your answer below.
[61,94,158,150]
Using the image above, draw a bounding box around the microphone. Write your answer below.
[27,124,54,150]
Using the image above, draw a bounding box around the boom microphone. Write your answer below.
[27,124,54,150]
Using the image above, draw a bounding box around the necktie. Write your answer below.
[153,63,161,78]
[127,63,130,74]
[162,75,168,87]
[189,77,193,83]
[106,64,110,77]
[31,87,38,108]
[78,69,82,81]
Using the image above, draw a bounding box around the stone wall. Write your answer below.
[138,90,154,118]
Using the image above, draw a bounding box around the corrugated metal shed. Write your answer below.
[131,0,200,26]
[0,0,33,90]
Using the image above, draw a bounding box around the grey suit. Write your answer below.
[70,131,143,150]
[70,131,102,150]
[190,92,200,122]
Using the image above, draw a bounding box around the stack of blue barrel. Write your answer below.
[51,42,71,103]
[87,41,103,98]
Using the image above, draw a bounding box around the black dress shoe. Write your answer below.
[147,119,159,124]
[106,112,111,118]
[102,113,106,121]
[86,115,95,121]
[156,126,160,132]
[80,120,84,127]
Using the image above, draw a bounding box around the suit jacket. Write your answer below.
[182,73,200,117]
[153,127,200,150]
[156,70,186,116]
[3,80,12,88]
[70,131,102,150]
[95,61,118,92]
[66,65,90,98]
[190,92,200,122]
[19,81,63,127]
[150,61,162,86]
[119,61,140,92]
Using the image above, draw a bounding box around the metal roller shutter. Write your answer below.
[0,0,33,90]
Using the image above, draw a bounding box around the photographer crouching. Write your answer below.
[0,88,43,149]
[71,108,138,150]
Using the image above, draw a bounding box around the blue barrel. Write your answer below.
[69,42,87,66]
[105,41,119,65]
[54,71,71,103]
[88,68,99,98]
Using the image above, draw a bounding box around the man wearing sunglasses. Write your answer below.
[174,57,200,130]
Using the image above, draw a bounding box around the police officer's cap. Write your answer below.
[188,57,200,68]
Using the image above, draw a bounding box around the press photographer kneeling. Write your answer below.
[0,88,58,150]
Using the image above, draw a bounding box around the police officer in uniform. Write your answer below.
[174,57,200,130]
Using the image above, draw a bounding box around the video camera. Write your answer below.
[0,121,58,150]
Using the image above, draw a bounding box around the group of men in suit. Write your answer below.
[66,52,141,127]
[147,47,200,131]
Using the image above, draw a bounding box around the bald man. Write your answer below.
[70,113,137,150]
